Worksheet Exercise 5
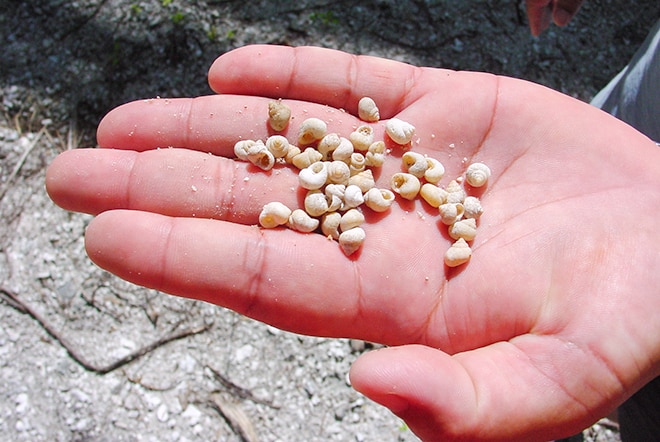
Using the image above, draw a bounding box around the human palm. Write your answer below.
[46,45,660,441]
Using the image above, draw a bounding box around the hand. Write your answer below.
[526,0,584,36]
[46,45,660,441]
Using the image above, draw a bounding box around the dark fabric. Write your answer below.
[618,376,660,442]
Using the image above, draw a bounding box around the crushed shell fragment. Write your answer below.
[338,227,366,256]
[358,97,380,122]
[444,238,472,267]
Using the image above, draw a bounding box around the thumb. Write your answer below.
[349,343,604,441]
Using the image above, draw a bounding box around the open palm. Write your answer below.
[46,45,660,441]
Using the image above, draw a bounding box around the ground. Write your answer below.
[1,1,658,441]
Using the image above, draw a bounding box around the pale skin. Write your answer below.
[46,45,659,441]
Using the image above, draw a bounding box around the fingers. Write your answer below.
[350,341,618,441]
[552,0,584,27]
[208,45,427,119]
[525,0,583,36]
[85,209,363,336]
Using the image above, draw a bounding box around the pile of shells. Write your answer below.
[233,97,490,267]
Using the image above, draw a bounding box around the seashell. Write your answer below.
[343,184,365,210]
[299,161,328,190]
[284,145,301,164]
[390,172,421,200]
[385,118,415,145]
[358,97,380,122]
[424,157,445,183]
[349,125,374,151]
[234,139,258,161]
[318,133,341,159]
[365,141,387,167]
[268,100,291,132]
[288,209,320,233]
[304,190,329,217]
[419,183,448,208]
[364,188,395,212]
[465,162,491,188]
[338,227,366,256]
[325,183,346,202]
[292,147,323,169]
[445,179,467,204]
[265,135,290,158]
[298,117,327,145]
[331,137,354,162]
[439,202,465,225]
[402,152,428,178]
[246,142,275,171]
[259,202,292,228]
[348,169,376,193]
[327,160,351,185]
[448,218,477,242]
[463,196,484,220]
[321,212,341,239]
[444,238,472,267]
[340,208,365,232]
[349,153,366,175]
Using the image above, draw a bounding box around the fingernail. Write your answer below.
[553,8,572,27]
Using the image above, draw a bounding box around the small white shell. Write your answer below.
[338,227,366,256]
[364,188,395,212]
[234,139,257,161]
[463,196,484,220]
[358,97,380,122]
[265,135,290,158]
[445,179,467,204]
[343,184,365,209]
[419,183,448,208]
[284,145,301,164]
[288,209,320,233]
[348,169,376,193]
[292,147,323,169]
[424,157,445,183]
[465,162,491,188]
[268,100,291,132]
[402,152,428,178]
[259,202,292,228]
[340,208,365,232]
[349,153,366,175]
[385,118,415,145]
[444,238,472,267]
[349,125,374,152]
[365,141,386,167]
[298,117,327,145]
[299,161,328,190]
[321,212,341,239]
[304,190,329,217]
[439,202,465,225]
[247,143,275,171]
[327,160,351,185]
[318,133,341,159]
[390,172,421,200]
[448,218,477,242]
[332,137,355,162]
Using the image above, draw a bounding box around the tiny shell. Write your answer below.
[265,135,290,158]
[390,172,421,200]
[321,212,341,239]
[284,145,301,164]
[419,183,448,208]
[365,141,386,167]
[424,157,445,184]
[340,208,365,232]
[234,139,258,161]
[465,162,491,188]
[439,202,465,225]
[349,153,366,175]
[299,161,328,190]
[444,238,472,267]
[349,125,374,151]
[304,190,329,217]
[318,133,341,159]
[463,196,484,219]
[358,97,380,122]
[385,118,415,145]
[448,218,477,241]
[343,184,365,209]
[292,147,323,169]
[338,227,366,256]
[268,100,291,132]
[246,143,275,171]
[402,152,428,178]
[331,137,354,162]
[288,209,320,233]
[327,160,351,185]
[348,169,376,193]
[445,179,467,204]
[298,117,327,145]
[364,188,395,212]
[259,202,292,228]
